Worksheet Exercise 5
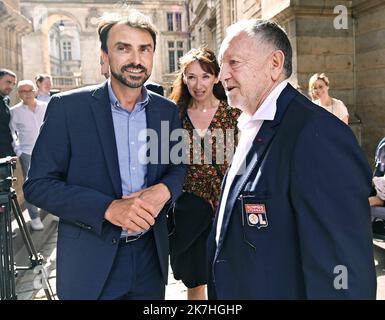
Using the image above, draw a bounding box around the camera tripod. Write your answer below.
[0,188,55,300]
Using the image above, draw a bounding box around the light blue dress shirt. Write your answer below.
[108,81,149,236]
[36,94,51,103]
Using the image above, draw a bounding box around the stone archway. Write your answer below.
[20,0,190,91]
[45,13,83,90]
[21,2,105,90]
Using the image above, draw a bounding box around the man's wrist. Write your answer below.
[155,183,171,203]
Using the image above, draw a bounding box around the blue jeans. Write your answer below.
[19,153,39,220]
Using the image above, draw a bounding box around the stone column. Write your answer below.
[353,0,385,160]
[22,31,49,80]
[79,31,104,85]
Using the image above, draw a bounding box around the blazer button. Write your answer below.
[111,238,118,244]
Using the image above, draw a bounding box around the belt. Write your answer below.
[119,230,151,245]
[119,234,142,244]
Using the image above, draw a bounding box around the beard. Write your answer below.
[0,88,11,96]
[110,63,151,89]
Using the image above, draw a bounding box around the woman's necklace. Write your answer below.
[191,103,218,113]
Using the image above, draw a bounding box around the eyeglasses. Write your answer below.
[18,89,36,94]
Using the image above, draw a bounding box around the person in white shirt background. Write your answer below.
[308,72,349,124]
[9,80,47,231]
[35,74,53,103]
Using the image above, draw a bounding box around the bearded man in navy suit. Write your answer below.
[24,9,185,300]
[208,19,376,299]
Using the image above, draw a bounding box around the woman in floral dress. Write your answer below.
[169,47,240,300]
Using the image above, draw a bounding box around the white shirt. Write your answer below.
[9,100,48,156]
[36,94,51,103]
[215,81,288,245]
[314,98,348,122]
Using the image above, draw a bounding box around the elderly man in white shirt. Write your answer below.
[9,80,47,230]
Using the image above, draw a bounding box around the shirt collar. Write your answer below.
[238,80,288,130]
[108,79,149,113]
[37,92,50,97]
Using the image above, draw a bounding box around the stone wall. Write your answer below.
[0,0,31,83]
[256,0,385,163]
[4,0,19,11]
[354,1,385,164]
[295,14,354,109]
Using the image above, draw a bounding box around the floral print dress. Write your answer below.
[183,100,241,212]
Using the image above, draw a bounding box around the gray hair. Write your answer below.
[17,80,36,90]
[225,19,292,78]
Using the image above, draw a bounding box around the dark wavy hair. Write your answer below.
[0,69,16,79]
[98,9,157,53]
[169,47,226,118]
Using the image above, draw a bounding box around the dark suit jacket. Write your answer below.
[145,81,164,96]
[23,82,185,299]
[208,84,376,299]
[0,96,15,157]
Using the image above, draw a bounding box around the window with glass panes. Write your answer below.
[167,12,182,31]
[168,41,184,73]
[175,13,182,31]
[167,13,173,31]
[62,41,72,61]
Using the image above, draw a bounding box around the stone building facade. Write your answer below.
[20,0,189,93]
[0,0,31,202]
[353,0,385,162]
[0,0,31,83]
[187,0,385,162]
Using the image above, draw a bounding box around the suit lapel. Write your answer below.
[216,121,278,252]
[90,82,122,197]
[145,93,161,186]
[216,83,298,253]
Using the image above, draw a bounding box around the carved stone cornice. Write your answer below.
[271,4,352,24]
[352,0,385,16]
[262,1,384,25]
[0,1,32,34]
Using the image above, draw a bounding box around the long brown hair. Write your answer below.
[169,47,226,118]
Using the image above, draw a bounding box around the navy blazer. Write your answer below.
[23,82,185,300]
[145,81,164,96]
[208,84,376,299]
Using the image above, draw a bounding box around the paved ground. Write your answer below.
[10,212,385,300]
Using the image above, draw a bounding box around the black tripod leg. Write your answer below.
[10,194,39,260]
[10,193,55,300]
[39,258,55,300]
[0,195,17,300]
[0,203,6,299]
